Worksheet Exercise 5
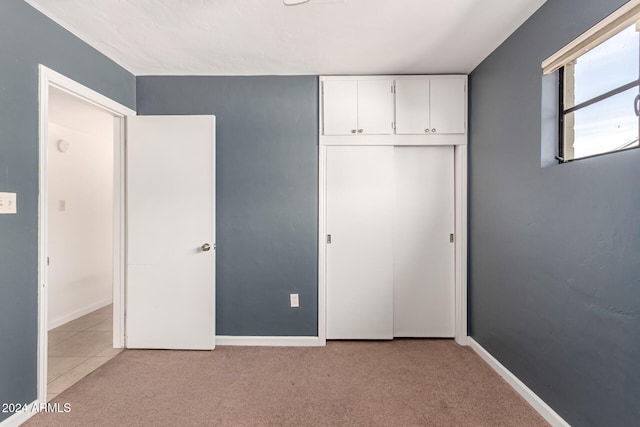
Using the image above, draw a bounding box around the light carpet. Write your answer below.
[26,339,547,426]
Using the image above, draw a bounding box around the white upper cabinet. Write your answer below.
[429,78,466,134]
[322,79,394,136]
[395,77,466,135]
[357,80,394,135]
[322,80,358,136]
[395,79,430,134]
[320,75,467,145]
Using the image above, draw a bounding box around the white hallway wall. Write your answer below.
[47,87,114,329]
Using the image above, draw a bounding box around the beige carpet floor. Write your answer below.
[26,340,547,427]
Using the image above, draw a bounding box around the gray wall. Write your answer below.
[469,0,640,425]
[0,1,135,420]
[136,76,318,336]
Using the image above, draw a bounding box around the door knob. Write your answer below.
[201,243,211,252]
[351,129,357,134]
[432,128,436,133]
[358,129,363,133]
[425,129,430,133]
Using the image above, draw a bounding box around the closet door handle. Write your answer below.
[431,128,436,133]
[425,129,430,133]
[357,129,363,133]
[351,129,357,134]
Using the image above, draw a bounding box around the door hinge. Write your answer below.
[450,233,454,243]
[326,234,332,244]
[391,84,396,94]
[214,243,216,250]
[392,121,395,130]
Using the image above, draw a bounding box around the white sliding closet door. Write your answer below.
[393,146,455,337]
[326,146,394,339]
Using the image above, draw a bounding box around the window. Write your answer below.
[542,1,640,162]
[560,25,639,160]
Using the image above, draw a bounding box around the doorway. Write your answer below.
[45,86,116,401]
[37,66,135,403]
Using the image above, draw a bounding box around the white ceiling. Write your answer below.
[26,0,546,76]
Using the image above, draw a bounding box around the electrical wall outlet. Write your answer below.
[290,293,300,308]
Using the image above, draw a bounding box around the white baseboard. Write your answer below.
[455,335,469,346]
[0,401,38,427]
[215,336,323,347]
[48,297,112,331]
[468,338,570,427]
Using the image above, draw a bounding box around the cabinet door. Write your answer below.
[393,146,455,337]
[357,80,394,135]
[395,79,430,135]
[323,80,358,135]
[430,78,466,134]
[326,146,394,339]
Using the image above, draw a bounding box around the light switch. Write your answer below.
[0,192,17,214]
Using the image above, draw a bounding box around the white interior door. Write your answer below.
[357,80,394,135]
[126,115,216,350]
[323,81,358,136]
[393,146,454,337]
[430,79,466,134]
[326,146,394,339]
[395,79,431,135]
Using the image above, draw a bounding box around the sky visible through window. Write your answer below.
[570,24,639,158]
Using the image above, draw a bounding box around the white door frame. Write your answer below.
[37,65,136,403]
[318,75,468,346]
[317,144,467,345]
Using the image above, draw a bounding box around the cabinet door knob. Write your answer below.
[432,128,436,133]
[358,129,363,133]
[351,129,357,134]
[425,129,430,133]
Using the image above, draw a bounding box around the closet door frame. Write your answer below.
[318,74,468,346]
[318,143,467,346]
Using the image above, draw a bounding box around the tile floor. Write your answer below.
[47,304,123,401]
